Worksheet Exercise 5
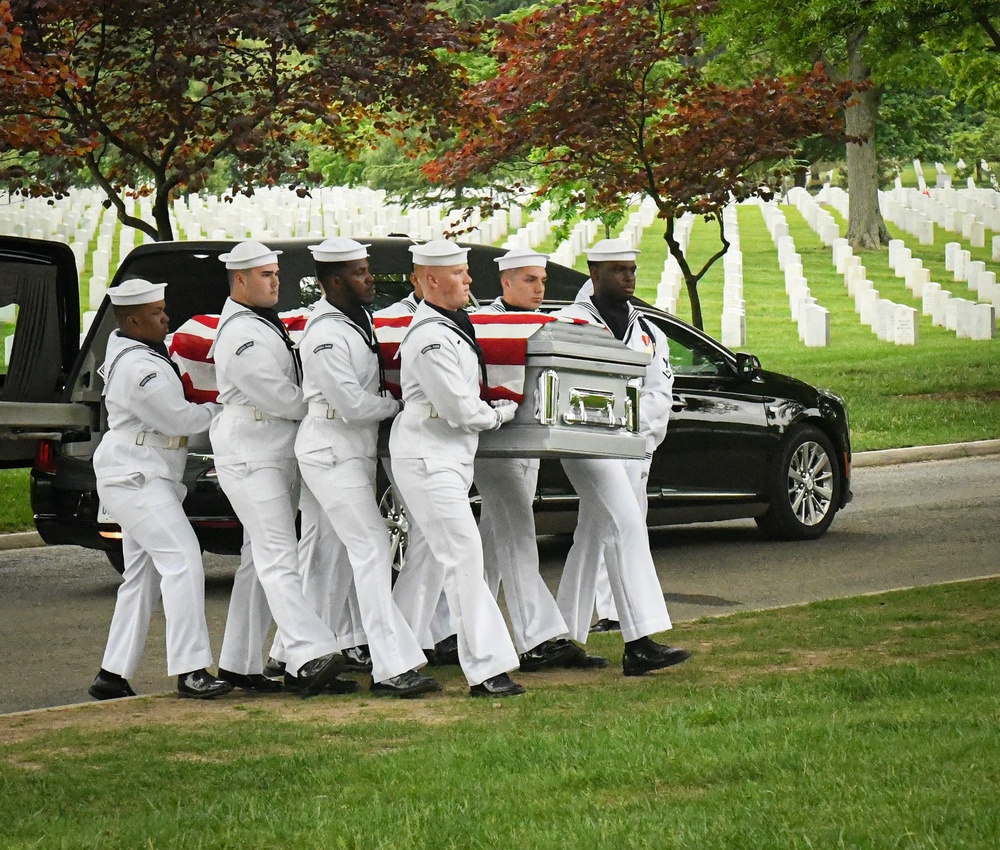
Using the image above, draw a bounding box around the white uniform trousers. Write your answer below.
[556,458,672,644]
[266,486,366,664]
[594,458,649,622]
[475,457,568,654]
[216,459,339,676]
[298,453,426,682]
[392,457,519,685]
[218,534,273,675]
[98,476,213,678]
[383,458,454,648]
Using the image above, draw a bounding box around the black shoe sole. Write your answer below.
[370,680,442,698]
[88,684,135,701]
[518,642,580,672]
[217,674,283,693]
[622,649,692,677]
[177,682,235,699]
[469,684,526,698]
[297,654,347,698]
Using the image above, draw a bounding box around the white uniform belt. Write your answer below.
[225,404,284,421]
[307,401,338,420]
[124,431,188,449]
[406,402,439,419]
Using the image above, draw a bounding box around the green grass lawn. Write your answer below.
[3,577,998,849]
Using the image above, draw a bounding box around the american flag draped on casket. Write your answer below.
[167,309,559,404]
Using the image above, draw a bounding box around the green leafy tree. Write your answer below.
[0,0,471,240]
[707,0,1000,248]
[427,0,849,330]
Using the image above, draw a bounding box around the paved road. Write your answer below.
[2,454,998,715]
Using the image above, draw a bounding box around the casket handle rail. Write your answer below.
[564,387,623,428]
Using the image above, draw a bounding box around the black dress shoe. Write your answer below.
[218,669,283,693]
[622,637,692,677]
[263,657,286,679]
[469,672,526,698]
[343,645,373,673]
[294,652,347,698]
[518,639,579,672]
[284,671,359,696]
[589,618,621,633]
[428,634,459,666]
[88,670,136,701]
[557,640,610,669]
[177,669,236,699]
[370,669,442,698]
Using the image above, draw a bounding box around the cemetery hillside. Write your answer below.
[2,156,999,459]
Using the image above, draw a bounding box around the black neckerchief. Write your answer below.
[590,294,630,341]
[500,299,534,313]
[340,302,374,346]
[426,302,489,400]
[234,300,302,382]
[118,332,183,383]
[428,302,477,341]
[328,299,387,393]
[149,340,183,381]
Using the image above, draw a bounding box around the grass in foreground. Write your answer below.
[0,469,34,532]
[3,578,999,849]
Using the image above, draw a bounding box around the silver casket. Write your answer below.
[476,320,648,459]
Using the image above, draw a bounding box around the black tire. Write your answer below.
[105,547,125,575]
[378,484,408,572]
[755,424,841,541]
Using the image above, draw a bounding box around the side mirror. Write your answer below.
[735,352,761,377]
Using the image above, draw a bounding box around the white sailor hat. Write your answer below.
[585,238,640,263]
[309,237,370,263]
[109,278,167,306]
[218,240,283,270]
[495,246,549,271]
[409,239,469,267]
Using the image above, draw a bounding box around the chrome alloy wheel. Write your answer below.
[785,439,835,527]
[378,485,409,570]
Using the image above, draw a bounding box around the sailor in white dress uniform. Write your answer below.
[375,284,456,657]
[210,240,345,696]
[88,279,233,701]
[473,247,608,672]
[388,240,524,697]
[554,239,691,676]
[294,237,439,697]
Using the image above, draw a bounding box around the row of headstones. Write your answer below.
[759,200,831,347]
[887,237,998,337]
[787,186,843,247]
[172,184,518,246]
[718,205,748,348]
[654,213,694,316]
[830,238,921,344]
[549,219,602,268]
[881,185,1000,248]
[791,186,986,343]
[787,187,921,345]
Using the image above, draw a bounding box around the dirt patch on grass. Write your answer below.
[0,689,468,747]
[897,390,1000,403]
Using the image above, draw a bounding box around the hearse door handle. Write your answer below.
[671,394,688,412]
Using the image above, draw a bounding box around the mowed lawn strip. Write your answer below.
[2,578,999,850]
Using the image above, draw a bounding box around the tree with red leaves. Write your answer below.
[427,0,852,330]
[0,0,471,240]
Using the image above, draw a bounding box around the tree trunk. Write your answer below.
[844,26,889,251]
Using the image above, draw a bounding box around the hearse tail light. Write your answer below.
[34,440,57,475]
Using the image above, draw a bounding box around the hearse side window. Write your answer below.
[659,321,729,377]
